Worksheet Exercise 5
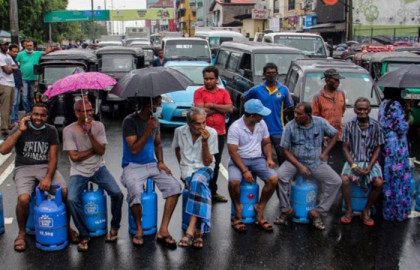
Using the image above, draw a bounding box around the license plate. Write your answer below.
[181,110,188,116]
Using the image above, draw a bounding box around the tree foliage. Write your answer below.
[0,0,105,43]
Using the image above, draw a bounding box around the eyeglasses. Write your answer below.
[32,113,47,117]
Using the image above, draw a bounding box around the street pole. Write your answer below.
[104,0,108,35]
[9,0,19,44]
[346,0,353,41]
[91,0,95,43]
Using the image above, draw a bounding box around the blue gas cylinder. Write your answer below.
[182,181,190,230]
[128,179,157,235]
[0,193,4,235]
[342,182,370,215]
[231,179,259,224]
[26,192,36,235]
[82,183,107,237]
[34,185,68,251]
[291,175,318,223]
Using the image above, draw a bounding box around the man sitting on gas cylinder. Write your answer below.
[64,99,123,252]
[227,99,278,232]
[340,97,384,226]
[172,107,218,248]
[0,103,77,251]
[276,102,341,230]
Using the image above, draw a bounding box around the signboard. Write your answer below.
[44,10,109,23]
[252,9,268,19]
[110,9,174,21]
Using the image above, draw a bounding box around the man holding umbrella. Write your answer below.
[121,96,182,248]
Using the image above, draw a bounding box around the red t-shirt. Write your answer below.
[194,86,232,135]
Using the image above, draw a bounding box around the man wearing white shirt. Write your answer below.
[172,107,218,249]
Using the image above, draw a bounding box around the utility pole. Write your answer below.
[91,0,95,43]
[9,0,19,44]
[346,0,353,41]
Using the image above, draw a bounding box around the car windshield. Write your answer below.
[165,40,211,61]
[166,65,205,84]
[274,36,326,57]
[254,53,303,76]
[386,62,420,72]
[100,55,135,72]
[303,72,379,106]
[42,66,84,86]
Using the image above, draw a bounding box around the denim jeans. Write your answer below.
[11,86,21,124]
[67,166,124,240]
[22,80,35,114]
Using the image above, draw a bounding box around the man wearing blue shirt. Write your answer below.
[121,96,182,248]
[276,102,341,230]
[243,63,294,164]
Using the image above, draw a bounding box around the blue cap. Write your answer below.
[244,99,271,116]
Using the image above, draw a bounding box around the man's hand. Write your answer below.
[351,166,365,176]
[242,170,254,183]
[361,167,371,176]
[39,177,52,191]
[201,129,210,141]
[298,164,311,177]
[158,162,172,175]
[204,103,214,109]
[266,159,275,169]
[19,115,31,132]
[146,117,159,132]
[84,119,92,134]
[319,153,328,162]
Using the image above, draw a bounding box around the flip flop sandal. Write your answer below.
[193,233,204,249]
[69,230,80,244]
[309,214,325,230]
[340,212,354,224]
[14,238,27,252]
[77,240,89,252]
[255,219,274,232]
[157,235,177,249]
[105,230,118,243]
[274,209,295,225]
[132,235,144,246]
[231,220,247,232]
[362,216,375,226]
[178,233,194,248]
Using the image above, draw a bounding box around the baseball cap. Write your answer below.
[244,99,271,116]
[0,38,10,45]
[322,68,345,80]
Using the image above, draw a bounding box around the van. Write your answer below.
[215,41,304,119]
[262,32,328,58]
[162,37,212,63]
[195,30,246,58]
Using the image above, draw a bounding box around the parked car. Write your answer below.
[261,32,328,58]
[215,41,303,120]
[284,59,382,124]
[159,61,224,127]
[162,37,212,63]
[195,30,246,61]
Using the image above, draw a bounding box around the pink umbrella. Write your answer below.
[44,71,116,122]
[44,72,117,98]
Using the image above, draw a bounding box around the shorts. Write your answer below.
[228,157,277,182]
[13,164,67,196]
[120,162,182,207]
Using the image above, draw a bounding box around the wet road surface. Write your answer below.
[0,115,420,270]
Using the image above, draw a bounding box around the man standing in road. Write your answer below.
[0,39,17,136]
[276,102,341,230]
[64,99,124,252]
[173,107,218,249]
[312,68,346,173]
[121,96,182,248]
[8,44,23,128]
[0,103,77,251]
[153,49,168,67]
[340,98,384,226]
[243,62,294,165]
[194,66,234,203]
[228,99,278,232]
[16,40,58,114]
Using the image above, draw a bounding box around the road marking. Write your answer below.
[408,208,420,219]
[219,164,228,181]
[0,153,11,166]
[0,162,14,186]
[4,217,14,224]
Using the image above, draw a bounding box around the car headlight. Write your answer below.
[161,94,174,103]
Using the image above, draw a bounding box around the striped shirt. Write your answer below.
[281,116,337,170]
[342,117,385,162]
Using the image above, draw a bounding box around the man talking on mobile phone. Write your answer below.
[0,103,77,252]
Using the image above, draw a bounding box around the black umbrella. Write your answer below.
[110,66,193,98]
[375,64,420,88]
